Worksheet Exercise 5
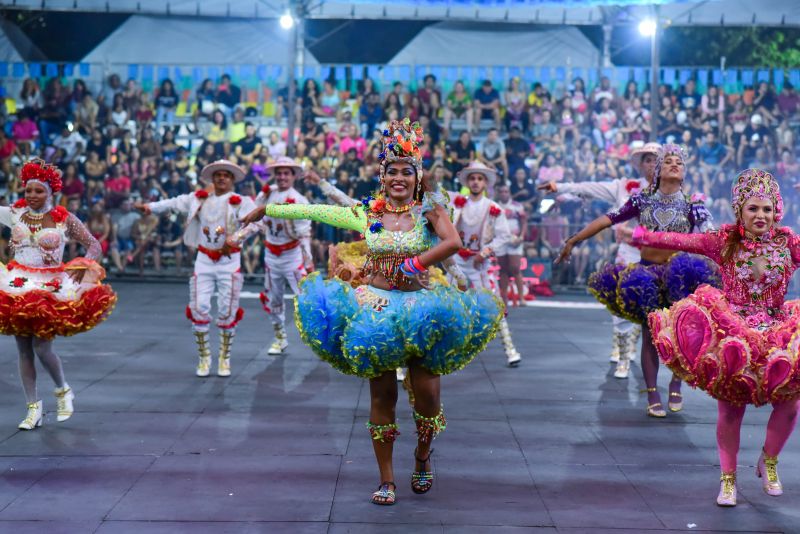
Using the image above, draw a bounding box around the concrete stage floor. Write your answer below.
[0,282,798,534]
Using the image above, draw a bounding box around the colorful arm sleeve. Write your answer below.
[263,203,367,233]
[632,226,724,263]
[66,213,103,261]
[606,196,640,225]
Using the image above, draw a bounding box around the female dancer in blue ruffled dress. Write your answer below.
[241,119,502,505]
[557,144,719,417]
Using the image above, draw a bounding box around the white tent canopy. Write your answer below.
[82,15,319,65]
[0,29,23,63]
[7,0,800,27]
[389,23,601,68]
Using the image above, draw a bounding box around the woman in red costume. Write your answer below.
[0,160,116,430]
[633,169,800,506]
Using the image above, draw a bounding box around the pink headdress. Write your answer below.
[731,168,783,222]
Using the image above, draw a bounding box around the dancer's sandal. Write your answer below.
[370,482,396,505]
[641,387,666,418]
[411,448,434,494]
[668,391,683,412]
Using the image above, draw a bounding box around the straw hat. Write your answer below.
[199,159,246,184]
[456,161,498,188]
[266,156,303,175]
[630,142,661,169]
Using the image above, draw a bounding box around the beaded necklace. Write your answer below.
[384,200,416,214]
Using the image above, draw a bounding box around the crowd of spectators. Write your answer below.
[0,70,798,285]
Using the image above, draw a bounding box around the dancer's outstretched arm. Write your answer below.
[241,203,367,233]
[631,226,724,263]
[555,215,612,264]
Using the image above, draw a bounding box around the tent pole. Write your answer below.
[649,6,660,142]
[287,1,299,156]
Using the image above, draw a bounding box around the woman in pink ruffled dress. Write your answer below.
[632,169,800,507]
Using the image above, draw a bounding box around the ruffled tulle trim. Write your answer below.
[294,272,502,378]
[0,285,117,339]
[649,285,800,406]
[587,253,720,324]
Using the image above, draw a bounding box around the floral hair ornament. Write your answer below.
[731,168,783,222]
[379,118,424,181]
[20,158,63,195]
[651,143,686,192]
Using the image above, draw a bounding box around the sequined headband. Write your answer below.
[379,118,424,180]
[653,143,686,182]
[731,168,783,222]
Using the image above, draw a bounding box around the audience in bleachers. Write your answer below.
[0,69,798,287]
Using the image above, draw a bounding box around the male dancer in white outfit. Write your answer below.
[239,156,312,355]
[537,142,659,378]
[452,161,520,366]
[137,160,256,377]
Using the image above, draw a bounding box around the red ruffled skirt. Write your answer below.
[0,259,117,339]
[648,284,800,406]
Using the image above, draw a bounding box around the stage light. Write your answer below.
[280,13,294,30]
[638,19,657,37]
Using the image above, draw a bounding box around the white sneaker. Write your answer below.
[507,349,522,367]
[18,400,43,430]
[396,368,406,381]
[54,385,75,422]
[217,357,231,377]
[196,357,211,377]
[267,338,288,355]
[614,359,630,379]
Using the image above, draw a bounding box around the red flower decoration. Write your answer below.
[261,184,271,194]
[370,198,386,213]
[625,180,641,194]
[44,278,62,292]
[229,195,242,206]
[489,205,502,217]
[20,160,63,193]
[285,197,296,204]
[11,277,27,288]
[454,195,467,208]
[13,198,27,208]
[195,190,209,199]
[50,206,69,223]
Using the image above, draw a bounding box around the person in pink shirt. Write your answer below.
[12,110,39,156]
[339,123,367,160]
[536,153,564,183]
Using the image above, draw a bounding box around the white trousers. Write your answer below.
[453,255,492,291]
[261,247,307,329]
[188,269,244,333]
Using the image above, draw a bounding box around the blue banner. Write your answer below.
[64,64,74,77]
[334,65,346,81]
[157,66,170,81]
[697,69,708,86]
[726,70,738,86]
[415,65,426,80]
[679,69,691,85]
[142,64,154,80]
[367,64,379,80]
[555,66,565,82]
[304,65,317,79]
[12,63,25,78]
[0,63,7,77]
[757,69,769,82]
[492,66,505,83]
[774,69,784,88]
[79,63,90,76]
[397,65,410,81]
[712,69,723,85]
[127,64,138,80]
[539,66,550,83]
[45,63,58,77]
[741,69,754,85]
[663,68,675,84]
[523,67,535,83]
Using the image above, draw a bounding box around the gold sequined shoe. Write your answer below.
[716,472,737,506]
[18,400,43,430]
[54,385,74,422]
[757,449,783,496]
[194,331,211,377]
[641,387,666,418]
[217,330,234,377]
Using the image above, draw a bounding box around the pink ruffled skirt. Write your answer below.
[648,284,800,406]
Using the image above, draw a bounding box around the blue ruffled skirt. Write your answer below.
[294,272,503,378]
[587,252,721,325]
